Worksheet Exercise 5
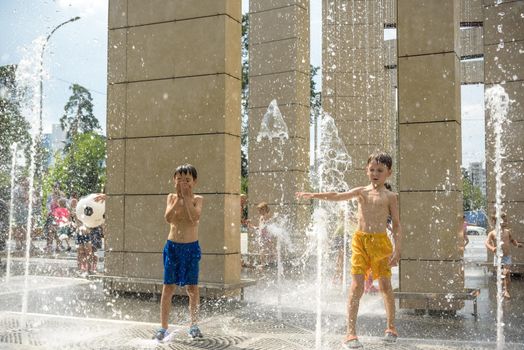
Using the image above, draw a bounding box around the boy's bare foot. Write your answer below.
[383,329,398,343]
[342,336,363,349]
[503,290,511,298]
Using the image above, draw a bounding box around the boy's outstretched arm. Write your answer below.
[296,187,362,202]
[389,192,401,266]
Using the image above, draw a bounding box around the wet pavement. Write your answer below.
[0,235,523,349]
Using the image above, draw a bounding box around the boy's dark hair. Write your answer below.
[174,164,198,180]
[367,151,393,170]
[384,182,392,191]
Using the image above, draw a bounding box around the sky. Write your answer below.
[0,0,484,166]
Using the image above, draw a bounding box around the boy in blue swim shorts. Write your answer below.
[154,164,204,341]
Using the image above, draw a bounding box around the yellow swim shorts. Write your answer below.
[351,231,393,280]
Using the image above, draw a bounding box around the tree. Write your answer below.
[60,84,100,148]
[44,132,106,200]
[462,168,486,211]
[241,14,249,182]
[310,64,322,123]
[0,65,31,199]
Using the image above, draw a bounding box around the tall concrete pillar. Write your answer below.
[484,0,524,272]
[322,0,390,186]
[397,0,465,310]
[106,0,242,292]
[248,1,310,251]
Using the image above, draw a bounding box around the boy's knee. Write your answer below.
[186,285,199,296]
[163,284,176,296]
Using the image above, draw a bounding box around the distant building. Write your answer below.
[42,124,66,165]
[468,162,486,196]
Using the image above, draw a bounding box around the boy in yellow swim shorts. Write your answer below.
[296,152,401,349]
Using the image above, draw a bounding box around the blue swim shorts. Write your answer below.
[163,240,201,286]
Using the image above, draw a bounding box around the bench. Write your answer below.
[91,275,257,301]
[393,288,481,320]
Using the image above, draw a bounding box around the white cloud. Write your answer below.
[56,0,106,17]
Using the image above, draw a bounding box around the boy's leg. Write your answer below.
[186,285,200,326]
[503,266,511,297]
[378,277,396,332]
[346,274,364,339]
[160,284,176,329]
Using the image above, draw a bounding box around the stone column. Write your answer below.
[322,0,389,186]
[484,0,524,272]
[106,0,242,292]
[397,0,465,310]
[248,1,310,253]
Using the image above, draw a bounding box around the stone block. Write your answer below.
[335,71,381,97]
[400,191,464,260]
[399,259,465,310]
[105,195,124,252]
[124,195,167,252]
[199,194,241,254]
[105,251,124,276]
[335,0,383,25]
[398,0,458,57]
[127,22,176,82]
[461,60,484,84]
[200,253,240,284]
[459,26,483,58]
[398,53,460,123]
[485,40,524,84]
[107,83,126,139]
[333,96,384,120]
[174,15,241,79]
[249,103,310,139]
[125,134,240,194]
[249,71,310,108]
[108,29,127,84]
[248,170,309,206]
[335,48,383,73]
[124,252,163,279]
[337,119,386,145]
[126,74,240,138]
[109,0,127,29]
[250,0,308,13]
[324,23,382,50]
[127,0,241,25]
[483,0,519,6]
[250,5,309,44]
[250,38,309,76]
[460,0,484,23]
[249,138,309,172]
[106,139,125,195]
[399,122,462,191]
[484,2,524,45]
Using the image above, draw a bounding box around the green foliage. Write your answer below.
[310,64,321,123]
[462,168,486,211]
[241,13,249,181]
[60,84,100,147]
[0,65,31,199]
[43,132,106,202]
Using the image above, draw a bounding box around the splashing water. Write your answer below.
[14,36,47,324]
[5,143,18,283]
[311,112,352,349]
[256,100,289,142]
[255,99,290,319]
[485,84,512,350]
